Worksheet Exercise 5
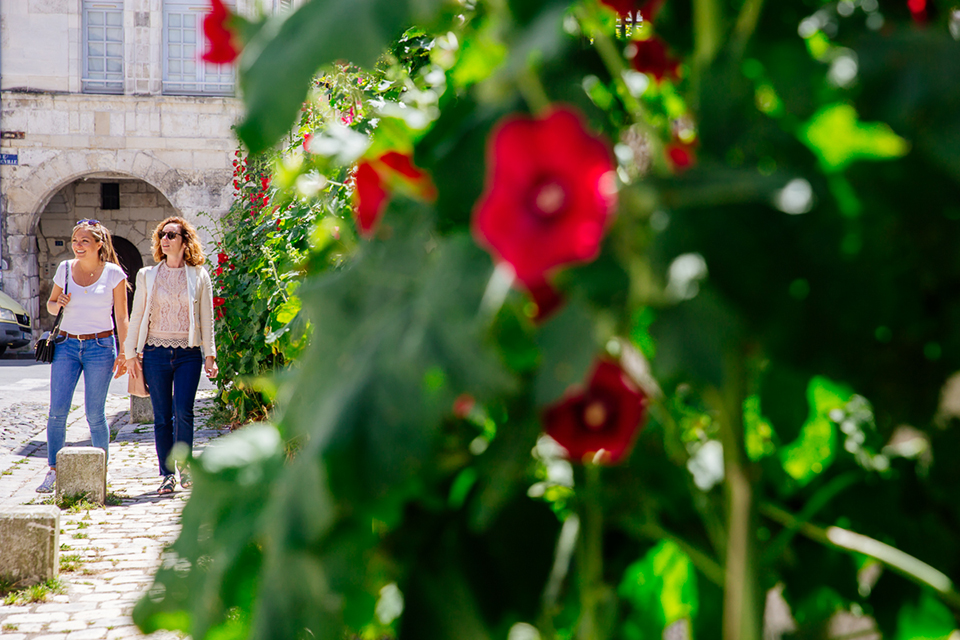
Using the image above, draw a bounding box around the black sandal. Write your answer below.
[180,469,191,489]
[158,474,176,495]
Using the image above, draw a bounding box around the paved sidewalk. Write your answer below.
[0,389,226,639]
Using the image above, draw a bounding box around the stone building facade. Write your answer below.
[0,0,285,338]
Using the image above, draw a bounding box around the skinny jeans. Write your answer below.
[46,335,116,468]
[141,345,202,477]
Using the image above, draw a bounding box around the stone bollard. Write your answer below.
[131,395,154,424]
[0,506,60,586]
[56,446,106,504]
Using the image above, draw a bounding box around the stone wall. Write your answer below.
[0,92,243,335]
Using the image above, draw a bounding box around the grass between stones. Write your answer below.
[0,576,66,605]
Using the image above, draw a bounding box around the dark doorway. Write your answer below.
[113,236,143,314]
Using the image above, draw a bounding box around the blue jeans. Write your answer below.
[47,336,116,468]
[141,345,203,477]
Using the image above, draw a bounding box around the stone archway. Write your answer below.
[113,236,143,315]
[34,177,182,331]
[2,148,233,337]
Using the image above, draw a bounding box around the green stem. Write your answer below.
[517,67,552,115]
[709,347,762,640]
[540,514,580,640]
[619,516,725,587]
[730,0,768,60]
[761,503,960,610]
[576,464,605,640]
[762,471,859,565]
[691,0,722,111]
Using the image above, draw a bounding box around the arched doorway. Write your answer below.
[113,236,143,314]
[35,177,178,331]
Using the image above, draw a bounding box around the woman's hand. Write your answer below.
[126,356,142,379]
[112,355,127,379]
[57,292,71,308]
[205,356,218,379]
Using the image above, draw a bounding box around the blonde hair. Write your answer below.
[151,216,206,266]
[72,220,121,267]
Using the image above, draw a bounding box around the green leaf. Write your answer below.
[799,103,909,173]
[273,295,301,325]
[534,300,598,407]
[779,376,851,486]
[237,0,443,153]
[619,540,699,639]
[895,593,958,640]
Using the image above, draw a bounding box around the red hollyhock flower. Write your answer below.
[908,0,928,24]
[473,108,617,285]
[202,0,240,64]
[213,296,226,308]
[218,252,228,265]
[353,152,436,237]
[600,0,665,20]
[543,359,648,464]
[452,394,476,419]
[354,160,389,236]
[631,37,680,81]
[666,142,696,172]
[522,277,565,324]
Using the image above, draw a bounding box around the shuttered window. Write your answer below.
[82,1,124,94]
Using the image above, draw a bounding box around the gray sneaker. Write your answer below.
[36,469,56,493]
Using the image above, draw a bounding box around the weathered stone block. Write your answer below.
[131,395,153,424]
[0,506,60,587]
[56,446,106,504]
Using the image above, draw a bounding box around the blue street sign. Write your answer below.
[0,154,18,165]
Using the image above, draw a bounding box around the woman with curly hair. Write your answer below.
[37,219,129,493]
[124,216,217,495]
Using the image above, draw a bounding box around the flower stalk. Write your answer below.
[576,462,607,640]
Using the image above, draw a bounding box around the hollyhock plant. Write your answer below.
[543,359,648,464]
[353,151,436,237]
[202,0,240,64]
[631,37,680,81]
[472,107,617,286]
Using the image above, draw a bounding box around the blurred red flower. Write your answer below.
[354,161,389,236]
[600,0,665,20]
[218,252,228,265]
[213,296,226,308]
[543,359,648,464]
[473,107,617,285]
[202,0,240,64]
[908,0,928,23]
[523,278,565,324]
[666,142,696,171]
[631,38,680,81]
[453,394,476,419]
[353,151,435,237]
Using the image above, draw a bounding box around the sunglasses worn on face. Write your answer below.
[158,231,182,240]
[77,219,100,226]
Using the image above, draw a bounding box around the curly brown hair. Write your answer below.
[151,216,206,266]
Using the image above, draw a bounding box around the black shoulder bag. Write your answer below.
[35,263,70,363]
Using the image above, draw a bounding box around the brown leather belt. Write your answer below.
[59,330,114,340]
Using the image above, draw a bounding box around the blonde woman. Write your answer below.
[37,220,129,493]
[125,216,217,495]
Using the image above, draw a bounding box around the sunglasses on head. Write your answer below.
[158,231,182,240]
[77,219,100,226]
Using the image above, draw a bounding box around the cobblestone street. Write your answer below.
[0,388,225,640]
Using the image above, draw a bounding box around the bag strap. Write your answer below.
[49,260,72,338]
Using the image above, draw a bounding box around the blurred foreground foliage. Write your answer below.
[137,0,960,639]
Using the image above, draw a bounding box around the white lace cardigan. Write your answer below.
[123,262,217,360]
